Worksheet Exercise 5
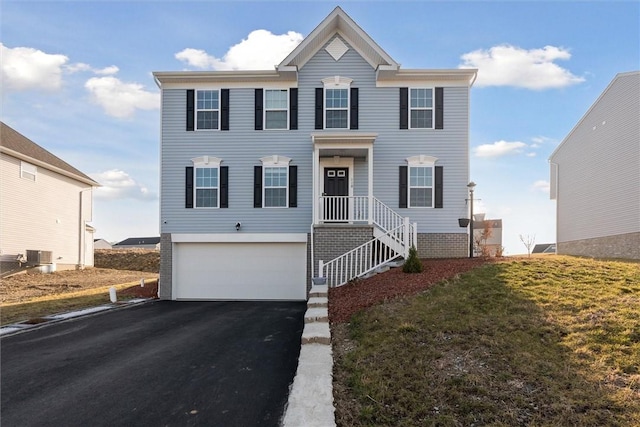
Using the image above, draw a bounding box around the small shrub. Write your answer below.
[402,246,423,273]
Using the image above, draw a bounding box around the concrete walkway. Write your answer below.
[282,284,336,427]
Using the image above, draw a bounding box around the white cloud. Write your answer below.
[85,76,159,119]
[66,63,119,75]
[531,180,550,193]
[175,29,304,70]
[460,44,585,89]
[526,152,537,157]
[1,43,68,91]
[91,169,157,201]
[474,140,527,158]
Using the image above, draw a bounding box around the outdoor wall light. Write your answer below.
[235,222,241,231]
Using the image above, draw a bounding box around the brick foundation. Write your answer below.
[312,225,374,276]
[558,232,640,260]
[416,232,468,258]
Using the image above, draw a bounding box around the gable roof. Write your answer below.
[549,71,640,161]
[154,7,477,88]
[278,6,398,72]
[0,122,99,186]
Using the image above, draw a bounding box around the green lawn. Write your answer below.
[333,256,640,426]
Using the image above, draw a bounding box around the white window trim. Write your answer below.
[409,87,434,130]
[196,89,220,131]
[192,156,222,209]
[264,89,289,130]
[20,161,37,181]
[406,155,438,208]
[260,155,291,208]
[322,76,352,130]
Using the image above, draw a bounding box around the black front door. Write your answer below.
[324,168,349,221]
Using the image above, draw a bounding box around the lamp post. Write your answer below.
[467,181,476,258]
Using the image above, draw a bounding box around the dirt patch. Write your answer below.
[1,249,160,305]
[94,249,159,272]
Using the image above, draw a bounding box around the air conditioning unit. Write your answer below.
[26,250,53,265]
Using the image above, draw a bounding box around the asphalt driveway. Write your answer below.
[1,301,306,427]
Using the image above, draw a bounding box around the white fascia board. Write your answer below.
[376,69,478,87]
[172,233,308,243]
[153,71,297,89]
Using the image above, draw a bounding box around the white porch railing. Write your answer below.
[318,217,418,287]
[316,195,418,287]
[318,196,408,230]
[319,224,403,288]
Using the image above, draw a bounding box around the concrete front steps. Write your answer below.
[282,284,336,427]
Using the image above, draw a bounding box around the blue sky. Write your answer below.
[2,1,638,254]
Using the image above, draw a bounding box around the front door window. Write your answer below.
[323,168,349,221]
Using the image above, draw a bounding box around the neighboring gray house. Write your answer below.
[153,7,477,300]
[113,237,161,250]
[550,71,640,260]
[0,122,99,272]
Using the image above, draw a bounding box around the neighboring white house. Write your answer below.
[94,239,113,250]
[0,122,100,272]
[472,217,503,257]
[550,71,640,260]
[153,7,477,300]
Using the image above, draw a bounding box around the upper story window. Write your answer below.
[410,88,434,129]
[265,89,289,130]
[325,88,349,129]
[319,76,355,130]
[192,156,222,208]
[407,155,437,208]
[21,161,37,181]
[196,90,219,130]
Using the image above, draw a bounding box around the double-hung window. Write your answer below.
[409,166,433,207]
[195,167,219,208]
[196,90,219,130]
[264,89,288,130]
[325,88,349,128]
[264,166,288,207]
[255,155,297,209]
[190,156,222,208]
[410,88,433,129]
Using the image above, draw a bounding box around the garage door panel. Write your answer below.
[174,242,306,300]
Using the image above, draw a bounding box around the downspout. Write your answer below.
[78,187,92,269]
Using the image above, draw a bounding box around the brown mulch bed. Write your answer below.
[329,258,490,324]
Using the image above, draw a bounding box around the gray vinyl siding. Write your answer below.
[550,72,640,243]
[160,35,470,235]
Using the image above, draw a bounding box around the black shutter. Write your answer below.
[399,87,408,129]
[220,166,229,208]
[288,165,297,208]
[289,88,298,130]
[221,89,229,131]
[185,166,194,208]
[350,87,359,130]
[315,88,324,129]
[399,165,408,208]
[186,90,195,131]
[253,166,262,208]
[255,89,263,130]
[435,87,444,130]
[435,166,443,208]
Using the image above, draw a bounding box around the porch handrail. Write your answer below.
[370,197,405,232]
[319,223,406,287]
[318,195,408,232]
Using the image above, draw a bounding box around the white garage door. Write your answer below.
[173,242,307,300]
